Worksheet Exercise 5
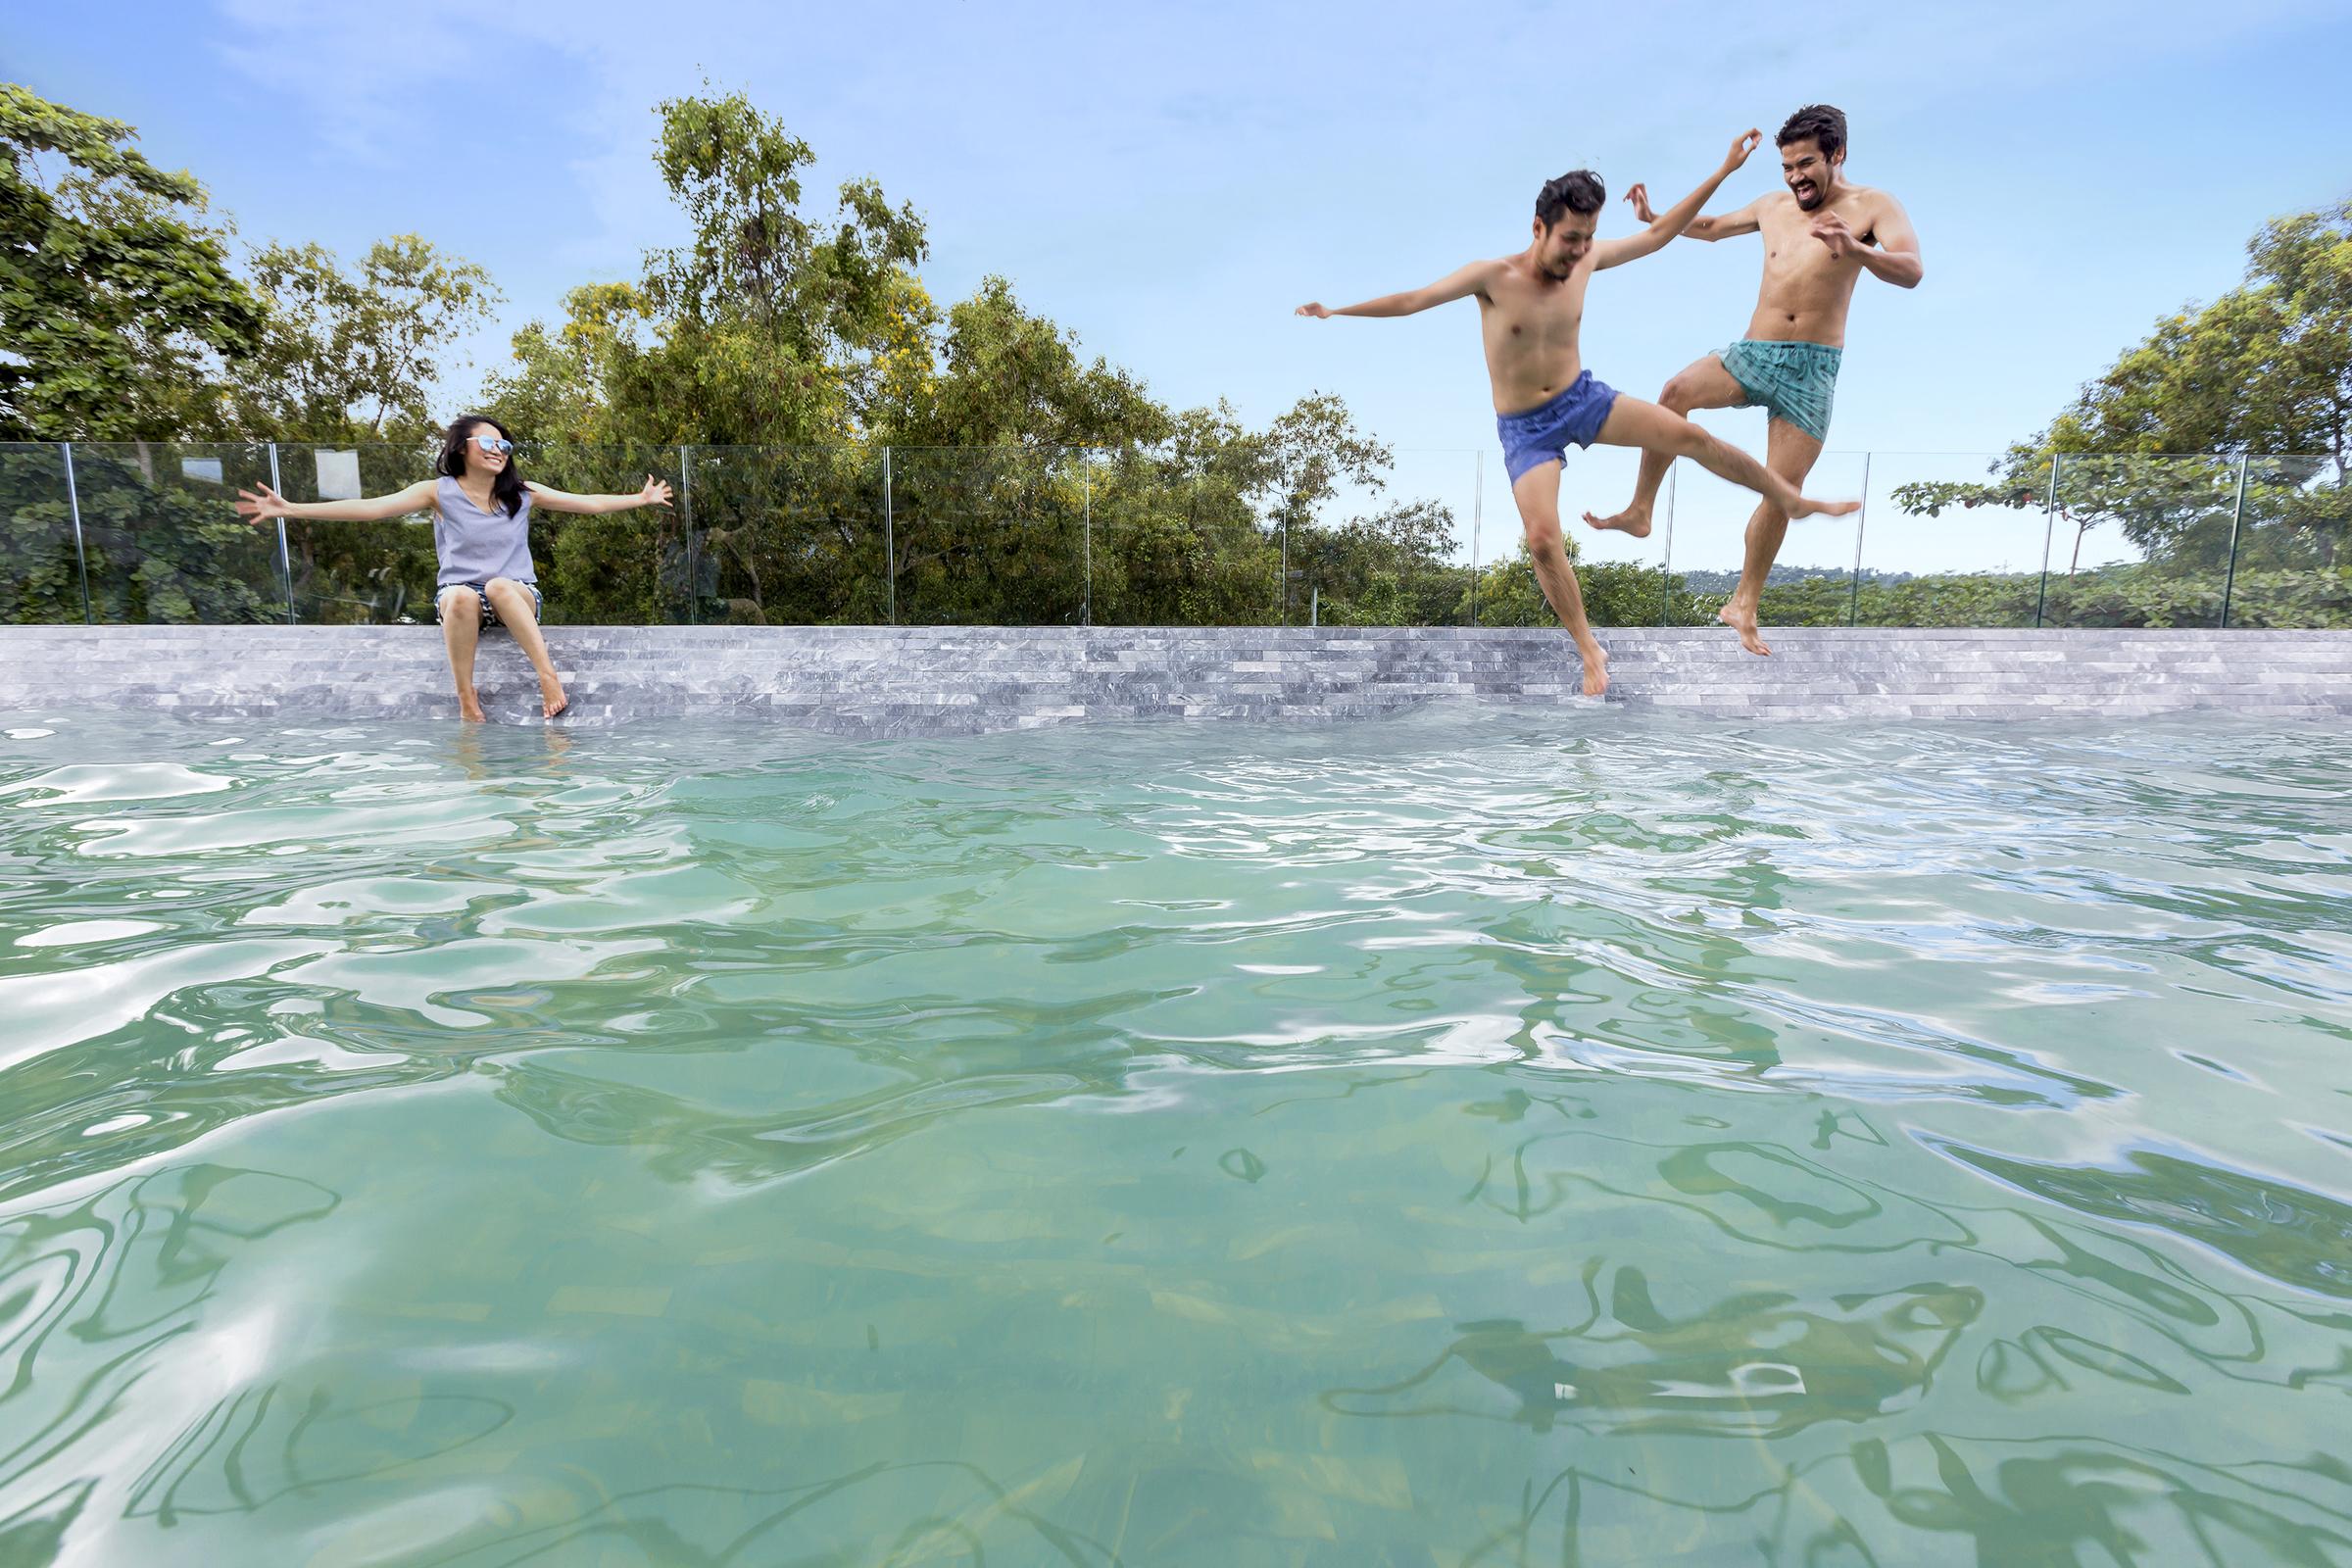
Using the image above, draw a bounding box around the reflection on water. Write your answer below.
[1,709,2349,1563]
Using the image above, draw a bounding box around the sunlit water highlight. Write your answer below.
[2,707,2349,1566]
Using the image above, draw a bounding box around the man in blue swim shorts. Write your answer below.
[1594,105,1923,655]
[1298,128,1858,697]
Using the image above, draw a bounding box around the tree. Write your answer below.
[1300,500,1461,625]
[0,84,264,439]
[475,90,1427,628]
[228,235,501,444]
[886,274,1170,451]
[637,86,928,446]
[1894,201,2352,590]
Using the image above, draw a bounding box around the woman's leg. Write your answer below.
[484,577,567,718]
[439,587,487,722]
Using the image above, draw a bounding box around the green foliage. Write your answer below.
[1849,570,2040,629]
[1891,201,2351,592]
[1751,574,1859,627]
[9,85,2348,636]
[230,237,501,443]
[1086,447,1280,626]
[0,84,264,440]
[894,276,1171,450]
[0,444,80,622]
[63,445,283,623]
[1461,546,1700,629]
[488,86,930,449]
[1299,501,1457,626]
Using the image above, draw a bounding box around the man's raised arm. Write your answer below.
[1592,129,1762,270]
[1297,259,1498,319]
[1622,184,1762,243]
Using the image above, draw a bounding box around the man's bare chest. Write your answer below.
[1486,281,1588,340]
[1759,201,1876,270]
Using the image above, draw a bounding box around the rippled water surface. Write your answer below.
[3,707,2350,1566]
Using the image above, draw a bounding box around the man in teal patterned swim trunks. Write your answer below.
[1294,130,1865,699]
[1590,105,1923,655]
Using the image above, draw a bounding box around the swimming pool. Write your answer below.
[3,708,2348,1564]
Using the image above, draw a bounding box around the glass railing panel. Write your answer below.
[270,442,435,624]
[685,446,887,625]
[2043,455,2239,629]
[889,447,1083,627]
[1864,452,2051,627]
[10,442,2344,634]
[1293,449,1478,627]
[0,444,82,624]
[69,441,286,623]
[1562,442,1672,629]
[1087,448,1279,626]
[2223,456,2347,628]
[1462,445,1674,628]
[511,442,680,625]
[1659,448,1868,630]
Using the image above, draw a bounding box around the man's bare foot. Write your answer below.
[1577,638,1610,697]
[1579,503,1653,539]
[458,687,487,722]
[1788,494,1862,520]
[539,670,569,719]
[1718,601,1773,657]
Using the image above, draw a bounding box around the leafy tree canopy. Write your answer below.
[0,83,264,440]
[1895,201,2351,572]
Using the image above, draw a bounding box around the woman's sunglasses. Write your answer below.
[471,433,514,455]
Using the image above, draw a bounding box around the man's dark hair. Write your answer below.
[1777,104,1847,162]
[1536,171,1605,228]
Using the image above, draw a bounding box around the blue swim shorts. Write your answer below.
[1716,339,1842,444]
[1496,370,1620,484]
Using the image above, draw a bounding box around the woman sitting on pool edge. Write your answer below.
[235,416,672,720]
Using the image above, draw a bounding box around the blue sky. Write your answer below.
[11,0,2351,572]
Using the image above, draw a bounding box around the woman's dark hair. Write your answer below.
[1536,171,1606,229]
[1777,104,1847,162]
[437,415,527,516]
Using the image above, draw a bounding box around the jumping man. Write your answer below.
[1590,105,1922,655]
[1298,129,1858,697]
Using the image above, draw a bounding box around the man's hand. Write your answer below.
[1722,128,1762,172]
[1811,211,1859,259]
[233,483,289,525]
[1295,302,1333,318]
[1622,183,1655,224]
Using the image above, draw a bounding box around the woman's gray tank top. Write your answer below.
[433,476,535,588]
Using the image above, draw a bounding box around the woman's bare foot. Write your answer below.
[1576,637,1610,697]
[1787,493,1862,520]
[1579,503,1653,538]
[1717,601,1773,657]
[458,686,487,722]
[538,670,569,719]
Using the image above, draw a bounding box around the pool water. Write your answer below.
[2,709,2349,1566]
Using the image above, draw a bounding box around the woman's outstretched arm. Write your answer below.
[234,478,437,524]
[525,475,674,514]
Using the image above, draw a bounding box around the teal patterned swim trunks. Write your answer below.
[1716,339,1842,443]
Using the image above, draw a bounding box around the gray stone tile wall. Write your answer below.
[3,625,2348,731]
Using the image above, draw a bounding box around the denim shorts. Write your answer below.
[435,579,542,629]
